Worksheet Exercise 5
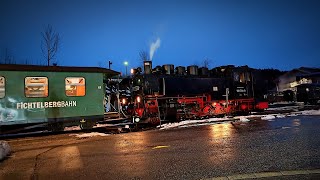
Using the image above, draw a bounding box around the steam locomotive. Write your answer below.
[120,61,268,124]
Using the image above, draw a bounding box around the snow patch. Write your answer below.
[0,141,11,161]
[276,114,286,118]
[239,117,250,122]
[158,117,229,130]
[300,109,320,116]
[64,126,81,131]
[70,132,109,138]
[157,108,320,130]
[95,124,116,128]
[261,115,276,120]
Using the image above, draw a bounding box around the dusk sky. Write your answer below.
[1,0,319,74]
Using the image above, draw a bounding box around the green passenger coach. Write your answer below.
[0,64,119,134]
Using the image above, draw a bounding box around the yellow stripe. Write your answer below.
[152,145,170,149]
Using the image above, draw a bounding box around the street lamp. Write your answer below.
[124,61,128,76]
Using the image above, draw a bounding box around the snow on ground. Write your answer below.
[158,117,229,130]
[300,109,320,115]
[0,141,11,161]
[158,108,320,130]
[95,124,120,128]
[267,106,301,111]
[276,114,286,118]
[239,116,250,122]
[64,126,81,131]
[69,132,110,138]
[64,124,123,131]
[261,115,276,120]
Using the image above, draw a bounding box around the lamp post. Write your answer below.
[124,61,128,77]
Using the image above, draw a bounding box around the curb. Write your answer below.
[205,169,320,180]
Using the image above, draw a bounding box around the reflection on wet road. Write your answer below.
[1,116,320,180]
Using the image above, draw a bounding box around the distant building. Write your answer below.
[276,67,320,92]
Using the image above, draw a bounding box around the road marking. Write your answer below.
[228,173,256,179]
[254,172,282,178]
[206,169,320,180]
[152,145,169,149]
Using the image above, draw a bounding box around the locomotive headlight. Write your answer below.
[135,117,140,122]
[212,102,217,106]
[122,98,126,105]
[306,88,309,92]
[137,96,141,103]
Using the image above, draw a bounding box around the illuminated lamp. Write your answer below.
[134,117,140,122]
[240,104,247,110]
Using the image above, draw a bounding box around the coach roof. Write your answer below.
[0,64,119,76]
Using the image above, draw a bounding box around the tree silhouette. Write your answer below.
[41,24,60,66]
[0,48,15,64]
[202,57,211,68]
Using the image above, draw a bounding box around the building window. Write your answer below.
[25,77,48,97]
[65,77,85,96]
[212,86,218,91]
[0,76,5,98]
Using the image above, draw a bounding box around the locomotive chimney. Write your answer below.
[175,66,186,75]
[144,61,152,74]
[163,64,174,75]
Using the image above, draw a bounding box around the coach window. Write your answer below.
[0,76,5,98]
[25,77,48,97]
[65,77,85,96]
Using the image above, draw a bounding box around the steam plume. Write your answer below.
[149,37,161,60]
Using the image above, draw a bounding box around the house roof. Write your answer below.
[277,67,320,79]
[297,72,320,78]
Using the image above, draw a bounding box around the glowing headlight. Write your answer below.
[134,117,140,123]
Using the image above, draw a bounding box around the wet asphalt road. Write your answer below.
[1,115,320,180]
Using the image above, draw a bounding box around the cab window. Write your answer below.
[65,77,85,96]
[25,77,48,97]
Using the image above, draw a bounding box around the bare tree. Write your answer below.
[202,57,212,68]
[41,24,60,66]
[0,48,15,64]
[97,61,103,67]
[139,50,149,62]
[138,50,149,69]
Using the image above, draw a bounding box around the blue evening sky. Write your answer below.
[1,0,319,73]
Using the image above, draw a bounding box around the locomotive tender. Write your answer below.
[0,64,119,134]
[123,61,268,124]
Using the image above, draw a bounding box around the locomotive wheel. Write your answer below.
[148,117,160,125]
[203,105,214,117]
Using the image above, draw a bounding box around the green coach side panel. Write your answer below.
[0,69,107,126]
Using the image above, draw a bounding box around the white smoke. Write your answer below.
[149,37,161,60]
